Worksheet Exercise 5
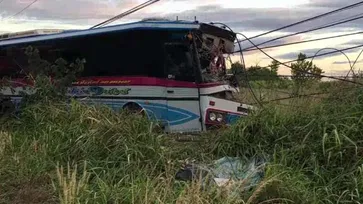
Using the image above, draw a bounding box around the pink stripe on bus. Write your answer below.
[2,76,224,88]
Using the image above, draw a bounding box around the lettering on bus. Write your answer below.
[68,86,131,96]
[73,80,131,85]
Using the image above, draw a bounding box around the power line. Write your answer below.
[309,47,363,78]
[239,74,359,78]
[252,85,361,105]
[210,22,263,107]
[238,12,363,48]
[241,13,363,51]
[345,49,363,78]
[239,1,363,42]
[263,92,328,103]
[255,44,363,80]
[2,0,39,20]
[91,0,160,29]
[236,31,363,53]
[317,12,363,29]
[265,44,363,69]
[234,31,363,86]
[309,48,354,75]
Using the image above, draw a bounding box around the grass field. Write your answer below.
[0,80,363,203]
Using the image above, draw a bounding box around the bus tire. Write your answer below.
[0,98,15,117]
[123,102,146,117]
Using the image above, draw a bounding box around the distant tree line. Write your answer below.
[229,53,324,84]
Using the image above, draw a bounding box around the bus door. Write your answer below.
[164,43,202,133]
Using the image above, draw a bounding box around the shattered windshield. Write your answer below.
[196,33,234,84]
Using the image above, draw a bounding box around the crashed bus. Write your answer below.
[0,19,253,133]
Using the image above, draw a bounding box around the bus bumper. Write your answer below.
[200,96,254,129]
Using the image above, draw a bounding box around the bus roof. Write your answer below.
[0,29,65,41]
[0,21,199,47]
[0,20,235,48]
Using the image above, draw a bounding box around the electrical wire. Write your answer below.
[261,44,363,70]
[239,1,363,42]
[345,49,363,78]
[91,0,158,29]
[211,22,263,107]
[232,30,363,86]
[263,92,328,103]
[241,13,363,51]
[309,47,363,79]
[273,103,305,108]
[2,0,38,20]
[235,31,363,53]
[319,12,363,28]
[253,84,361,105]
[90,0,160,29]
[309,48,353,76]
[235,74,361,79]
[235,36,263,106]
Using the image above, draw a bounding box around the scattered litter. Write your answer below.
[175,156,267,194]
[212,157,266,189]
[175,163,215,190]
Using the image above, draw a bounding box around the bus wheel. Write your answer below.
[123,103,146,117]
[0,98,15,117]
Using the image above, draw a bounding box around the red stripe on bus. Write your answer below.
[72,77,224,88]
[2,76,224,88]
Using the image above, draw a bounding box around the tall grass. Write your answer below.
[212,83,363,203]
[0,82,363,203]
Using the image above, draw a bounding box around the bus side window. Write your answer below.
[164,44,195,82]
[0,47,27,78]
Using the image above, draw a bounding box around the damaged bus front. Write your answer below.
[194,23,254,130]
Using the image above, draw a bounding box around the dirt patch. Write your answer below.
[0,176,56,204]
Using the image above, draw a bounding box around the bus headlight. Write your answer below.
[206,110,226,124]
[209,112,217,121]
[216,113,224,122]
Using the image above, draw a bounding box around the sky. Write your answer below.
[1,0,363,76]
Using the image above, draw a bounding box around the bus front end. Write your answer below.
[196,23,255,129]
[199,85,254,130]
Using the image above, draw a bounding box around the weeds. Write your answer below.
[0,82,363,203]
[53,161,90,204]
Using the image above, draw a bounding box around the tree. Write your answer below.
[269,60,279,75]
[230,62,244,75]
[229,61,279,82]
[291,53,324,83]
[291,53,324,94]
[247,66,270,81]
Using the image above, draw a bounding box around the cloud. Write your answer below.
[345,39,363,46]
[308,0,361,8]
[0,0,146,22]
[1,0,363,33]
[161,0,363,34]
[276,46,362,60]
[332,60,363,65]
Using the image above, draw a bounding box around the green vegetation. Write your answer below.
[291,53,324,82]
[1,80,363,203]
[0,49,363,203]
[230,61,279,82]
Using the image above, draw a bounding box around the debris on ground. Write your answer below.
[175,156,267,194]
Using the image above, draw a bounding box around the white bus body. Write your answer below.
[0,20,254,133]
